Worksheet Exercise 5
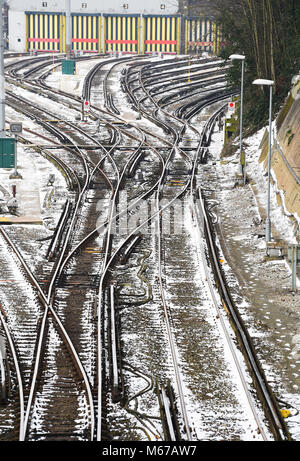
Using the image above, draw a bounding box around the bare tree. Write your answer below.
[208,0,300,129]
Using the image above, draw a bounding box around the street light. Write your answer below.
[229,54,245,181]
[252,78,274,243]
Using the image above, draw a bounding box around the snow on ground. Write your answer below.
[46,57,106,97]
[0,105,68,227]
[244,126,299,242]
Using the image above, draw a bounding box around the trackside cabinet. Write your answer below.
[62,59,76,75]
[0,138,16,168]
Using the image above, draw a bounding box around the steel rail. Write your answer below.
[47,54,240,441]
[141,79,193,442]
[198,189,287,440]
[29,52,290,440]
[0,223,96,441]
[94,170,192,440]
[192,190,270,440]
[9,54,246,438]
[4,116,82,189]
[180,99,271,439]
[1,88,103,440]
[27,59,160,441]
[134,57,276,440]
[162,63,286,439]
[160,387,176,441]
[172,76,289,440]
[5,55,213,440]
[4,54,156,441]
[22,55,196,160]
[124,60,196,440]
[47,200,71,260]
[88,57,190,441]
[0,307,25,440]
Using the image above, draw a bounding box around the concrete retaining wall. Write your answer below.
[259,78,300,233]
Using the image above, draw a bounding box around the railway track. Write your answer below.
[1,56,111,440]
[0,53,292,441]
[2,54,166,440]
[118,56,291,441]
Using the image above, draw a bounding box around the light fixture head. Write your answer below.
[229,54,245,60]
[252,79,274,86]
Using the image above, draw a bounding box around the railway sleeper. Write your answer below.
[30,431,87,441]
[89,181,108,190]
[59,273,100,289]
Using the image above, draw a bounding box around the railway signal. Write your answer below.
[83,100,90,111]
[81,99,90,121]
[228,101,236,111]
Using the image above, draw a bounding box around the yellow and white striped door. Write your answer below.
[144,15,179,54]
[26,12,61,52]
[71,14,99,53]
[186,16,217,54]
[104,14,139,54]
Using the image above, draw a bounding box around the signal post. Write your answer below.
[82,99,90,121]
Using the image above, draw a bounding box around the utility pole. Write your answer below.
[0,0,5,137]
[100,13,104,53]
[62,0,76,74]
[139,14,143,55]
[0,0,15,172]
[65,0,71,60]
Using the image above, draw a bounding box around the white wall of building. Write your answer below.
[8,10,26,52]
[7,0,180,51]
[7,0,179,15]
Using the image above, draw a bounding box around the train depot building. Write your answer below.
[7,0,221,55]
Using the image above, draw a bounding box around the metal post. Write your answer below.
[229,55,245,180]
[65,0,71,59]
[139,14,143,54]
[100,13,104,53]
[14,134,18,176]
[0,0,6,138]
[240,58,245,181]
[266,85,273,243]
[292,246,297,292]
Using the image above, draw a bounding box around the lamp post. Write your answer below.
[229,54,245,181]
[252,78,274,243]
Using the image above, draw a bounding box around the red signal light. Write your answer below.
[83,100,90,113]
